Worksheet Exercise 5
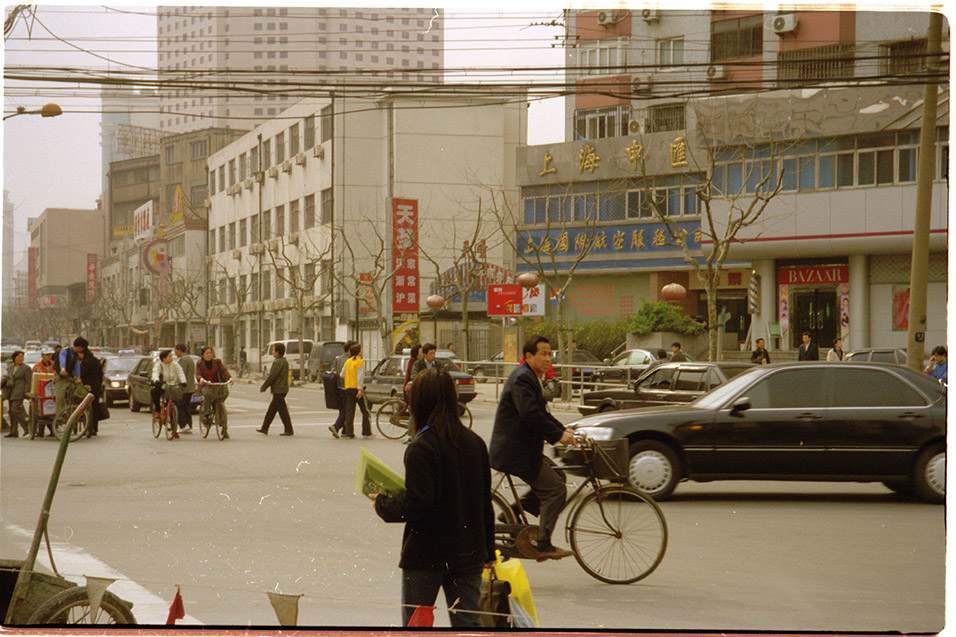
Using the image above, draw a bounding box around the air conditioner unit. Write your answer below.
[203,198,211,208]
[628,118,645,135]
[242,177,253,189]
[227,184,240,196]
[641,8,660,22]
[268,166,279,179]
[313,145,325,159]
[281,159,293,173]
[631,76,653,94]
[231,249,241,259]
[204,255,214,265]
[773,13,798,34]
[253,171,265,184]
[705,64,727,80]
[294,152,306,166]
[250,243,264,254]
[287,233,299,245]
[596,10,617,26]
[268,237,280,250]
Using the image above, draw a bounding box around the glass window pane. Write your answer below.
[748,369,829,408]
[857,151,875,185]
[745,162,760,193]
[668,188,681,216]
[781,158,797,191]
[672,38,683,64]
[898,148,916,183]
[837,153,854,187]
[831,369,924,407]
[712,164,727,194]
[727,162,743,193]
[876,149,894,184]
[534,199,546,224]
[798,156,816,190]
[819,155,835,188]
[683,187,698,215]
[547,198,561,222]
[627,191,642,218]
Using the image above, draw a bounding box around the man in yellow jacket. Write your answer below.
[343,343,372,438]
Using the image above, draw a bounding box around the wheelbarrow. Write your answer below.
[1,394,136,625]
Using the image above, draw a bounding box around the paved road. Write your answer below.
[0,382,944,631]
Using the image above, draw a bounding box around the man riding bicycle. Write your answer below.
[196,346,234,439]
[489,335,578,561]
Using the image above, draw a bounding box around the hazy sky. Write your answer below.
[2,3,567,263]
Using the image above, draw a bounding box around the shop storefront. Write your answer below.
[777,262,848,350]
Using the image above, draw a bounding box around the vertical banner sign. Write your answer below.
[391,199,419,313]
[358,272,374,313]
[133,200,154,243]
[86,254,98,301]
[27,247,36,309]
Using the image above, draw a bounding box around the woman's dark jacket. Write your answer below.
[79,353,103,399]
[374,427,495,571]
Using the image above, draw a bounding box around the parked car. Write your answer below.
[127,354,201,413]
[578,361,754,416]
[261,339,314,380]
[22,350,44,367]
[562,362,946,503]
[591,348,660,387]
[43,340,61,351]
[554,349,603,389]
[306,341,346,382]
[24,340,42,351]
[1,337,23,348]
[845,347,907,365]
[0,346,15,363]
[103,355,141,406]
[470,350,520,382]
[363,354,476,405]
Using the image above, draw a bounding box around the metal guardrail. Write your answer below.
[455,359,641,404]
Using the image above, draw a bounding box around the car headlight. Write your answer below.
[573,425,615,440]
[111,381,122,388]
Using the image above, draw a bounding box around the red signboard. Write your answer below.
[86,254,97,301]
[27,247,36,309]
[778,265,849,285]
[391,198,419,313]
[358,272,375,313]
[488,285,523,316]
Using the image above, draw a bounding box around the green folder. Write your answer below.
[356,447,406,497]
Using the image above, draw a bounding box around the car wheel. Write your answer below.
[882,480,915,497]
[473,367,487,383]
[627,440,680,500]
[912,442,945,504]
[598,403,618,414]
[129,395,141,412]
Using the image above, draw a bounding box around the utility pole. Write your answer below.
[905,11,943,372]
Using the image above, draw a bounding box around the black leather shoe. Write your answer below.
[3,433,17,438]
[255,428,268,435]
[222,431,230,439]
[279,432,294,436]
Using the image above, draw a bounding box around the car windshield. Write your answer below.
[692,367,764,409]
[105,357,140,373]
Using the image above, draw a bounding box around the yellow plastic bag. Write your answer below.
[482,551,538,627]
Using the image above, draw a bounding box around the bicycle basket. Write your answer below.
[559,438,630,481]
[163,386,184,402]
[205,385,229,402]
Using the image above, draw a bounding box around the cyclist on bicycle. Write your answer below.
[151,349,187,435]
[489,335,578,561]
[196,346,234,438]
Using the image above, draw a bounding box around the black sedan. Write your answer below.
[127,354,202,413]
[562,362,945,503]
[363,355,476,405]
[103,355,141,406]
[578,361,754,416]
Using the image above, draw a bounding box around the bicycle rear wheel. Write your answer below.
[199,409,211,438]
[491,490,518,525]
[214,401,226,440]
[568,486,667,584]
[27,586,136,625]
[376,399,409,439]
[53,408,88,442]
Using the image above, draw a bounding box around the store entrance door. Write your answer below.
[791,289,838,350]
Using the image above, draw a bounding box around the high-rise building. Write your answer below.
[100,86,164,194]
[157,6,445,134]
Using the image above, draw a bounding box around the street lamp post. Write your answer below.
[3,103,62,120]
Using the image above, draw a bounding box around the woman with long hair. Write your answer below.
[371,368,495,627]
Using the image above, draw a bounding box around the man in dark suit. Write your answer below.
[489,336,577,561]
[798,332,819,361]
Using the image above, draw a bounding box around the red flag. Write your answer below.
[166,588,185,625]
[407,605,435,627]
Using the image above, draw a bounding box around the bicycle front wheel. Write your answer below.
[568,486,667,584]
[376,399,409,439]
[53,408,88,442]
[199,408,211,438]
[165,404,178,440]
[214,401,226,440]
[152,411,162,438]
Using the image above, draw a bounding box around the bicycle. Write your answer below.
[51,382,90,442]
[151,384,181,440]
[492,434,667,585]
[198,381,230,440]
[375,396,473,439]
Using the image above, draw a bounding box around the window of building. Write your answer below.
[190,140,207,158]
[320,105,333,142]
[228,158,236,186]
[289,123,300,155]
[218,226,226,252]
[274,269,284,299]
[778,43,855,83]
[208,170,216,195]
[209,228,216,253]
[250,213,259,243]
[262,138,271,167]
[304,116,315,148]
[711,14,762,62]
[228,222,236,250]
[262,270,271,300]
[648,103,685,133]
[275,131,285,163]
[576,38,627,76]
[658,37,684,66]
[239,218,248,247]
[574,105,630,140]
[275,204,285,235]
[218,165,225,192]
[190,184,206,206]
[250,272,259,302]
[165,146,176,164]
[882,38,927,76]
[262,209,271,238]
[320,188,332,224]
[238,153,246,181]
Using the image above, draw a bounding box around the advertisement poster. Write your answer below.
[892,285,909,331]
[391,198,419,313]
[522,284,546,316]
[133,200,154,243]
[488,285,523,316]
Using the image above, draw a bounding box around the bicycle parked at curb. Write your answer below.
[492,433,667,585]
[198,381,230,440]
[151,384,181,440]
[375,395,472,439]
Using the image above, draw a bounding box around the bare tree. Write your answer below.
[479,180,607,400]
[261,233,333,381]
[164,265,210,350]
[99,277,141,347]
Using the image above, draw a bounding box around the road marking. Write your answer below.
[3,523,201,625]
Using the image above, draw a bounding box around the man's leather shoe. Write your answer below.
[222,431,230,439]
[328,425,339,439]
[3,432,17,438]
[255,428,268,435]
[535,545,573,562]
[279,432,294,436]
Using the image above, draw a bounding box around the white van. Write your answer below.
[261,339,314,380]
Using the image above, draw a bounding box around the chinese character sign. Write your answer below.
[392,198,419,313]
[522,284,546,316]
[133,200,154,243]
[86,254,98,301]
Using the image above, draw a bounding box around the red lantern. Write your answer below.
[661,282,687,301]
[425,294,445,309]
[517,272,539,288]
